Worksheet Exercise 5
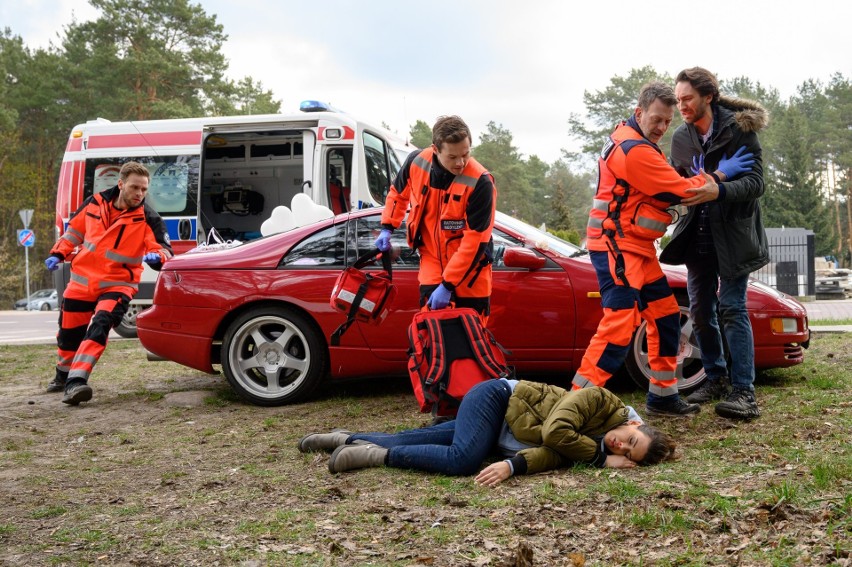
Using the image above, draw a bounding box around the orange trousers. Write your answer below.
[56,284,132,383]
[572,250,681,396]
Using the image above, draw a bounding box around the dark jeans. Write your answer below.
[686,254,755,391]
[351,379,511,476]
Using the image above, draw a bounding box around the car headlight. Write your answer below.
[770,317,798,333]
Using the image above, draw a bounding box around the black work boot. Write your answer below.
[645,394,700,417]
[715,387,760,420]
[46,371,68,393]
[298,429,354,453]
[62,379,93,406]
[685,376,730,404]
[328,444,388,473]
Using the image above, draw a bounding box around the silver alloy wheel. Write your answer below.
[625,305,707,393]
[223,310,320,405]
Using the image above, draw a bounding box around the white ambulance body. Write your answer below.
[54,101,415,336]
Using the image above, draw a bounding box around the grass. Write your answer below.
[809,317,852,325]
[0,336,849,566]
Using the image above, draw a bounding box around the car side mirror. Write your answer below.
[502,247,546,270]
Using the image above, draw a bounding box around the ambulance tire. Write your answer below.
[221,306,326,406]
[114,305,145,339]
[624,303,707,395]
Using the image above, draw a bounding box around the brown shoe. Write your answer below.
[298,429,353,453]
[328,444,388,473]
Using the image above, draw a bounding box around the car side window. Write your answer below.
[280,223,348,268]
[351,216,420,267]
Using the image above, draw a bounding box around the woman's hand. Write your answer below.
[605,455,637,469]
[474,461,512,487]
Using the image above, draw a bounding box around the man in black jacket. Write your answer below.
[660,67,768,420]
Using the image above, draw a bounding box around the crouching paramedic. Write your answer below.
[375,115,496,322]
[572,82,751,417]
[44,161,173,405]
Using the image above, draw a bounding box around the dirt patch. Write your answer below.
[0,338,850,566]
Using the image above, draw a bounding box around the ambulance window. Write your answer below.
[363,131,393,205]
[84,155,199,216]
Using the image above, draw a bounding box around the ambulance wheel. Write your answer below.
[221,306,326,406]
[625,305,706,395]
[114,304,146,339]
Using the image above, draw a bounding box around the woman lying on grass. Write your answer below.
[298,379,677,486]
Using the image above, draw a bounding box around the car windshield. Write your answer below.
[495,212,585,258]
[31,289,53,298]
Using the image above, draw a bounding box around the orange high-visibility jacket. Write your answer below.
[587,119,708,258]
[50,186,173,293]
[381,148,496,295]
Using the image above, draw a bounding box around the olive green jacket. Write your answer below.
[505,381,629,473]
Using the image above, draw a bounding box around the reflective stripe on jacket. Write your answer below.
[51,186,173,291]
[381,148,496,295]
[587,118,707,259]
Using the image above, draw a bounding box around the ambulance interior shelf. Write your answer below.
[210,182,264,216]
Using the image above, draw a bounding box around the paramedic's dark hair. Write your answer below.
[432,116,472,150]
[676,67,720,105]
[637,82,678,110]
[119,161,150,181]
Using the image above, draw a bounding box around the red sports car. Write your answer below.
[137,209,810,406]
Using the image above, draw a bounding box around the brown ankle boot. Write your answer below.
[328,444,388,473]
[297,429,353,453]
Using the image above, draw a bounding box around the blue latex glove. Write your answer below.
[375,229,392,252]
[45,256,60,272]
[716,146,754,180]
[690,154,705,175]
[143,252,162,265]
[426,284,452,310]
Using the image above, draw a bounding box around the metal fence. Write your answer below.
[751,228,815,297]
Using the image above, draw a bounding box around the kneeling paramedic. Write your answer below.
[571,82,753,417]
[44,161,173,405]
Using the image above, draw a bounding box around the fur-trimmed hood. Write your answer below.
[716,95,769,133]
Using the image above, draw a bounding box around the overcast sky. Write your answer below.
[4,0,851,163]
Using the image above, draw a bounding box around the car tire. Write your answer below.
[40,303,51,311]
[221,306,327,406]
[625,304,707,395]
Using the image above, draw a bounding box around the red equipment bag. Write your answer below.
[330,248,396,346]
[408,307,512,417]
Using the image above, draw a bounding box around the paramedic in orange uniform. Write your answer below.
[44,161,173,405]
[571,82,753,417]
[376,115,496,320]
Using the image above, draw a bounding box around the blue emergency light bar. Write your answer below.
[300,100,334,113]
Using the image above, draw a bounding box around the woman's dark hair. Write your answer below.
[637,424,678,465]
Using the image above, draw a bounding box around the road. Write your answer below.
[0,310,125,345]
[2,299,851,346]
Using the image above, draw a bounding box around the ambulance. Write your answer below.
[53,101,415,336]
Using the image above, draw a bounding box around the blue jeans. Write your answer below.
[350,379,512,476]
[686,255,755,391]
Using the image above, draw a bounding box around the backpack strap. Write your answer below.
[459,312,511,378]
[422,316,447,387]
[330,274,374,346]
[353,247,393,281]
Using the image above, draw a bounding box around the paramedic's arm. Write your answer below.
[624,144,716,205]
[380,151,417,229]
[50,198,91,258]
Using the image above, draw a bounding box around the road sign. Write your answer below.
[19,209,33,228]
[17,229,35,247]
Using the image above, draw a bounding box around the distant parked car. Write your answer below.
[14,288,59,311]
[138,209,811,407]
